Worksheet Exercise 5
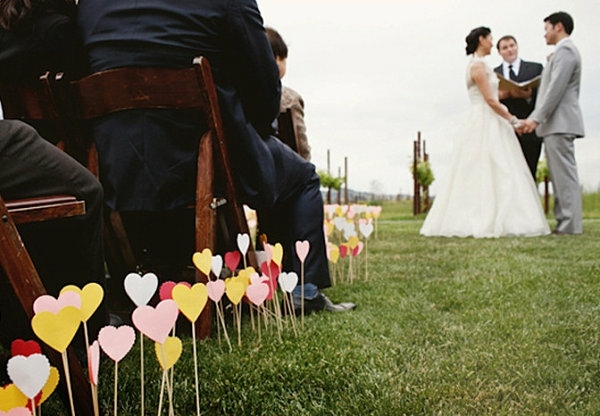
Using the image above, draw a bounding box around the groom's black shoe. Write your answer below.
[292,291,356,315]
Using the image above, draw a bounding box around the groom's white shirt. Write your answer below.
[531,37,584,138]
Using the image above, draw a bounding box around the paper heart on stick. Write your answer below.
[278,272,298,293]
[339,244,349,259]
[237,233,250,256]
[88,341,100,386]
[211,255,223,278]
[60,282,103,322]
[35,366,59,407]
[260,260,280,281]
[10,340,41,358]
[333,216,346,231]
[7,353,50,399]
[0,384,27,411]
[33,291,81,315]
[328,245,340,264]
[224,251,241,272]
[348,236,360,250]
[154,337,182,370]
[98,325,136,362]
[206,279,225,303]
[225,276,247,305]
[271,243,283,267]
[124,272,158,306]
[359,222,374,238]
[324,221,334,236]
[352,241,364,257]
[295,240,310,263]
[31,306,81,353]
[172,283,208,322]
[132,300,179,344]
[246,282,269,306]
[192,248,212,276]
[0,408,32,416]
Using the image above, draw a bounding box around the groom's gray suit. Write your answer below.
[531,37,584,234]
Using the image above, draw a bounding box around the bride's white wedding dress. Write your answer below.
[420,56,550,238]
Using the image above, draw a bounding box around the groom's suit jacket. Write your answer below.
[531,38,584,138]
[494,60,543,119]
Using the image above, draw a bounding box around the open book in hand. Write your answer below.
[496,73,541,91]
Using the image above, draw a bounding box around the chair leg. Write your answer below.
[0,202,94,413]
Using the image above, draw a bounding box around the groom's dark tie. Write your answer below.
[509,64,517,81]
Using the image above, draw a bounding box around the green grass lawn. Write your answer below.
[43,193,600,415]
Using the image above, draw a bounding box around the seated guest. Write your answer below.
[266,27,312,161]
[0,0,88,145]
[0,120,107,346]
[77,0,354,313]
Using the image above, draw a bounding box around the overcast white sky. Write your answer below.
[258,0,600,196]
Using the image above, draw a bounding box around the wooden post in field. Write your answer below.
[544,176,549,214]
[337,166,342,205]
[326,149,331,204]
[423,140,430,212]
[413,132,421,215]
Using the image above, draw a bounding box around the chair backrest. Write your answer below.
[277,108,300,154]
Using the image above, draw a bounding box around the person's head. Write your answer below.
[465,26,492,56]
[543,12,574,45]
[265,27,288,79]
[0,0,75,32]
[496,35,519,63]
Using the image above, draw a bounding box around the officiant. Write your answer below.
[494,35,544,179]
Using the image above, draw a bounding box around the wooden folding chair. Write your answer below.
[0,193,93,413]
[54,56,255,338]
[277,108,301,154]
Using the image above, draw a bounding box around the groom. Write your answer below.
[521,11,584,235]
[494,35,543,179]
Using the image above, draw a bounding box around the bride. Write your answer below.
[420,27,550,238]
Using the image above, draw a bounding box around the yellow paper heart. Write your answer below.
[325,221,334,236]
[60,283,103,322]
[348,236,360,250]
[172,283,208,322]
[0,384,28,411]
[31,306,81,353]
[271,243,283,267]
[38,366,60,406]
[237,267,256,284]
[154,337,182,370]
[192,248,212,276]
[225,276,247,305]
[329,246,340,264]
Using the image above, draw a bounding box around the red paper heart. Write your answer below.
[11,339,42,357]
[224,251,241,272]
[260,260,280,280]
[339,244,349,258]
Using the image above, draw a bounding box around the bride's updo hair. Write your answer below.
[465,26,491,55]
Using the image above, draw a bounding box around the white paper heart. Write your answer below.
[333,216,346,231]
[237,233,250,256]
[7,353,50,399]
[359,222,374,238]
[278,272,298,293]
[211,255,223,278]
[124,272,158,307]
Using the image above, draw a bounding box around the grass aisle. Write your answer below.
[48,196,600,415]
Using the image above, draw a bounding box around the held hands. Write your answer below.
[518,118,538,134]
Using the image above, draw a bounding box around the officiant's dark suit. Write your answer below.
[494,37,544,179]
[77,0,330,289]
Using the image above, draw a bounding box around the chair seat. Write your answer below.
[6,195,85,224]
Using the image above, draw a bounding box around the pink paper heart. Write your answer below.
[88,340,100,386]
[295,240,310,263]
[7,354,50,399]
[246,282,269,306]
[98,325,136,362]
[11,340,42,358]
[132,300,179,344]
[224,251,241,272]
[0,408,32,416]
[206,280,225,303]
[33,291,81,315]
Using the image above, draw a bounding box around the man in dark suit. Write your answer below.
[77,0,354,313]
[494,35,543,179]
